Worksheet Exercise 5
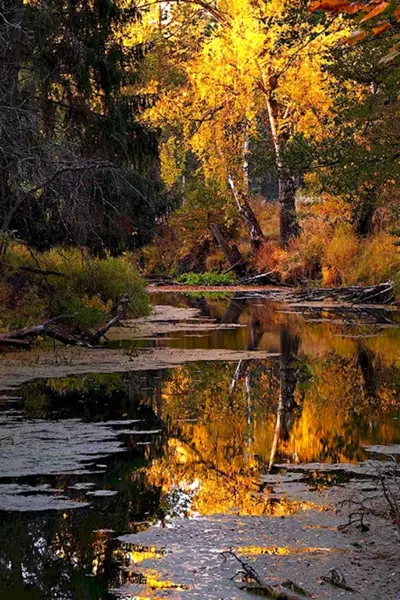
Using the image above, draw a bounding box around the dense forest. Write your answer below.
[1,0,400,341]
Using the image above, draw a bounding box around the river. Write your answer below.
[0,291,399,599]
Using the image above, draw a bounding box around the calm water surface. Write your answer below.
[0,292,399,598]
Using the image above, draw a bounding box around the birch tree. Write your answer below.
[128,0,343,247]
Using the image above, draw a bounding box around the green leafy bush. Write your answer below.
[176,271,237,286]
[0,244,149,333]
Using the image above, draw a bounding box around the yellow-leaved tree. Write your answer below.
[121,0,344,248]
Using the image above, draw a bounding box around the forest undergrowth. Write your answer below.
[141,194,400,299]
[0,239,149,338]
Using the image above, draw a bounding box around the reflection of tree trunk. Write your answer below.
[268,325,299,472]
[126,372,137,410]
[230,318,263,402]
[230,359,249,392]
[243,368,255,463]
[221,297,246,324]
[357,344,377,402]
[155,370,163,419]
[248,318,262,351]
[185,295,212,318]
[10,544,24,593]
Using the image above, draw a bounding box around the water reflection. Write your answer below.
[269,325,300,471]
[114,292,400,358]
[0,295,399,598]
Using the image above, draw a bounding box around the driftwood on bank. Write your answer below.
[239,272,283,286]
[210,224,247,278]
[145,274,174,286]
[0,316,87,348]
[234,280,396,306]
[0,298,129,349]
[296,280,395,305]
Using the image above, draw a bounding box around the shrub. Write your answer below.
[0,244,149,333]
[349,233,400,294]
[323,224,360,285]
[291,219,331,280]
[254,210,400,296]
[205,251,226,272]
[176,271,237,286]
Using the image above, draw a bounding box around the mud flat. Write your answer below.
[113,467,400,600]
[0,347,278,390]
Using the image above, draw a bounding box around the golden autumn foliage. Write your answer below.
[253,195,400,291]
[121,0,344,191]
[137,342,400,517]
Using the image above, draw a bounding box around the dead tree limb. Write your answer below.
[240,272,283,286]
[89,296,129,345]
[0,298,129,349]
[0,337,31,347]
[18,265,66,277]
[320,569,355,592]
[221,550,312,599]
[297,280,395,305]
[211,224,247,278]
[0,315,74,343]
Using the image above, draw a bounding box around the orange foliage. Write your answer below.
[311,0,400,58]
[253,194,400,294]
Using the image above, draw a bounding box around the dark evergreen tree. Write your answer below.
[0,0,172,252]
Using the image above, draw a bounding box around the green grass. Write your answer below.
[176,271,237,286]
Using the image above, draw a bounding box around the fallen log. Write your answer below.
[210,224,247,278]
[18,266,66,277]
[0,315,74,343]
[234,280,396,306]
[239,272,283,286]
[89,296,129,345]
[297,280,395,305]
[0,298,129,349]
[0,338,31,347]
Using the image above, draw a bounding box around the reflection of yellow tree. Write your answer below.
[148,361,288,515]
[145,434,313,516]
[281,350,400,463]
[143,344,400,513]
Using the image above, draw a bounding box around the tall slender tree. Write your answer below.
[130,0,342,247]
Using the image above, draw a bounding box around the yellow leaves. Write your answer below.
[159,139,184,187]
[127,546,165,564]
[82,294,112,312]
[120,0,344,187]
[276,49,335,140]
